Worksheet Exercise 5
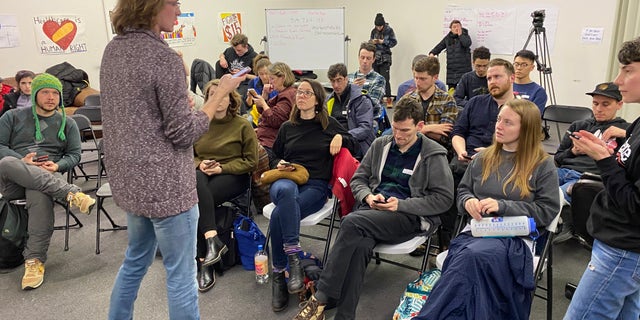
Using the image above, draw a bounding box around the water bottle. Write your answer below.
[254,245,269,284]
[470,216,536,238]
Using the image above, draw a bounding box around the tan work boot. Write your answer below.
[293,295,325,320]
[67,191,96,214]
[22,258,45,290]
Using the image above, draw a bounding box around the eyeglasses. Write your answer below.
[166,1,181,7]
[296,90,314,97]
[514,62,530,68]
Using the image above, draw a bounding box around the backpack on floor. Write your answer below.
[392,269,442,320]
[233,214,266,270]
[213,205,241,274]
[0,198,28,269]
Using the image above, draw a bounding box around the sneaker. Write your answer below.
[22,258,45,290]
[294,296,325,320]
[67,191,96,214]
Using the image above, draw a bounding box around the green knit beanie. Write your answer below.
[31,73,66,141]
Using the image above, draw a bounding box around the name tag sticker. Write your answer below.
[402,168,413,175]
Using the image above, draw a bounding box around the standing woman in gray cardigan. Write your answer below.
[100,0,244,319]
[416,99,559,320]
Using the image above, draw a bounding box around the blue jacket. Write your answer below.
[451,94,499,155]
[326,84,375,157]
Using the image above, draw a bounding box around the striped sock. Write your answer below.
[284,243,302,255]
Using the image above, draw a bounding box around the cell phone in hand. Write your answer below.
[247,88,259,97]
[462,154,473,160]
[232,66,252,78]
[373,198,388,204]
[566,130,580,139]
[34,155,49,163]
[280,161,292,167]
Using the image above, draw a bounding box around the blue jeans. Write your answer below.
[269,179,330,268]
[108,206,200,320]
[564,239,640,320]
[557,167,582,203]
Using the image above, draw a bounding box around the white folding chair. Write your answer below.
[263,196,339,264]
[372,233,433,273]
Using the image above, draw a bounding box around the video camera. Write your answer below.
[531,10,546,28]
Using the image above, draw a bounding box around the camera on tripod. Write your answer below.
[531,10,546,28]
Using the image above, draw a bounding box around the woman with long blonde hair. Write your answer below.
[416,99,559,320]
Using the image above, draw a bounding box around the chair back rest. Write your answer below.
[542,105,593,124]
[84,94,100,107]
[69,113,92,131]
[69,114,99,150]
[546,188,565,233]
[74,106,102,123]
[570,177,603,246]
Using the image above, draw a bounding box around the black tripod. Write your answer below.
[522,17,557,106]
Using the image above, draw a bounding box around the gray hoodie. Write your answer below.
[350,133,454,229]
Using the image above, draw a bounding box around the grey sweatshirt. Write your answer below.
[457,149,560,228]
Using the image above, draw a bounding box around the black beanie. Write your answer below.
[374,13,385,26]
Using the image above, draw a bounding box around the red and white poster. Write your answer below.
[34,15,87,55]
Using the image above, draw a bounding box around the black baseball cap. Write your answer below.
[586,82,622,101]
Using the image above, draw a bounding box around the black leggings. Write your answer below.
[195,171,249,233]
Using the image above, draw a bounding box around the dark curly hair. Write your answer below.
[618,37,640,65]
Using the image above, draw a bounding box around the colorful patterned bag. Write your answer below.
[392,269,442,320]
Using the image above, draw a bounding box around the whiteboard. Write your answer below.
[442,5,558,55]
[265,8,345,70]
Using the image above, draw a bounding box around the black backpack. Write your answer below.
[212,204,241,275]
[0,198,28,269]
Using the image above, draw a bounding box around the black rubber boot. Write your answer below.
[202,236,228,267]
[272,271,289,312]
[287,253,305,294]
[197,261,215,292]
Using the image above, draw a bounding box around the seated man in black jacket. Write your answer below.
[553,82,628,244]
[556,82,628,203]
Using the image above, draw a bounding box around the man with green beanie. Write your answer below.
[0,73,96,290]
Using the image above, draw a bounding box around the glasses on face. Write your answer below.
[514,62,530,69]
[166,1,181,7]
[296,90,314,97]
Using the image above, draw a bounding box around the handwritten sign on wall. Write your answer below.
[34,15,88,55]
[443,5,558,55]
[220,12,242,43]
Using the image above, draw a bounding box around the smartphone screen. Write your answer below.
[232,66,251,78]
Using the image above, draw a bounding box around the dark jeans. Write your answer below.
[195,171,249,258]
[268,178,330,268]
[374,62,392,97]
[316,208,422,320]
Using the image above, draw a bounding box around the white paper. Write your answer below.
[581,27,604,43]
[0,15,20,48]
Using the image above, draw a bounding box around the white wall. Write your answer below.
[0,0,622,115]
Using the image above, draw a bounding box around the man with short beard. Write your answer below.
[451,58,516,162]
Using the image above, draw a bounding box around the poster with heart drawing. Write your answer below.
[33,15,88,55]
